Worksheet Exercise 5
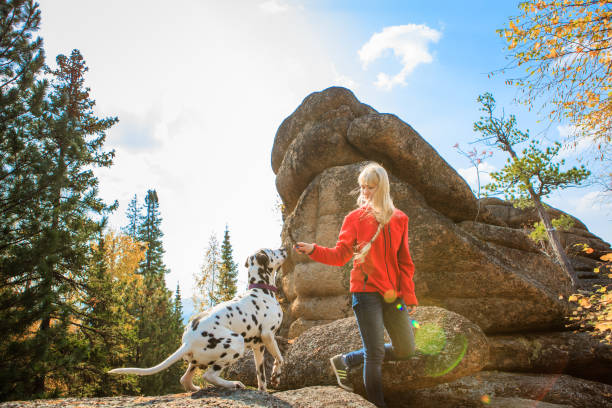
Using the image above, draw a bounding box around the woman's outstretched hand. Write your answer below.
[294,242,314,255]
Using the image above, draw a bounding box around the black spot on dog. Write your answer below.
[241,332,246,337]
[220,352,227,358]
[207,337,222,348]
[213,364,221,371]
[227,306,233,311]
[271,325,275,331]
[258,324,262,331]
[247,325,251,330]
[278,313,281,317]
[191,360,197,364]
[190,366,197,372]
[238,309,243,315]
[208,361,215,365]
[233,353,240,358]
[231,333,239,337]
[191,320,199,331]
[264,314,267,317]
[201,331,208,337]
[215,315,220,319]
[256,251,269,268]
[223,343,230,349]
[251,294,258,298]
[242,318,246,323]
[251,315,258,325]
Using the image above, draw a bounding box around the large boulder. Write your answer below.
[278,307,489,391]
[272,87,373,214]
[280,163,573,336]
[272,87,481,221]
[400,371,612,408]
[346,113,478,221]
[485,332,612,384]
[275,386,376,407]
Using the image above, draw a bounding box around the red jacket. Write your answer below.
[309,207,418,306]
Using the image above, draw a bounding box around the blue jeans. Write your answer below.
[344,292,416,408]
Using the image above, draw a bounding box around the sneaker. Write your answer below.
[329,354,353,392]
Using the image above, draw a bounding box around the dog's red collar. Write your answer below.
[248,283,278,292]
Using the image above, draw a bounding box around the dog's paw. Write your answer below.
[270,372,281,388]
[233,381,246,389]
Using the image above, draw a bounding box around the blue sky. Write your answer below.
[37,0,610,305]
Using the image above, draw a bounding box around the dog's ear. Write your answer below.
[245,256,250,268]
[255,250,269,269]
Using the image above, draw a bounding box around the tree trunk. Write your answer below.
[530,189,579,290]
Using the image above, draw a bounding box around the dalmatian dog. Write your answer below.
[109,247,288,392]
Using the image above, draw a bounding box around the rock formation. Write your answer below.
[269,86,612,406]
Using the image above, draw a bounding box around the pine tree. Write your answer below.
[216,225,238,302]
[31,49,117,397]
[122,194,141,239]
[174,283,184,324]
[0,47,118,399]
[474,93,590,290]
[122,189,184,395]
[0,1,48,400]
[73,232,143,397]
[139,189,166,277]
[193,233,221,311]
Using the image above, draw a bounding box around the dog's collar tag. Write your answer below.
[248,283,278,292]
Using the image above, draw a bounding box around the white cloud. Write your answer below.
[358,24,442,90]
[575,191,612,213]
[457,162,496,196]
[259,0,290,14]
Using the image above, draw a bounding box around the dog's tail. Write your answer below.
[108,343,189,376]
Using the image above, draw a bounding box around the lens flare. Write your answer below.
[425,334,469,378]
[411,319,420,329]
[396,303,404,311]
[383,289,397,303]
[480,395,491,404]
[414,323,446,355]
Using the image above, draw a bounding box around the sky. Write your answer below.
[37,0,611,310]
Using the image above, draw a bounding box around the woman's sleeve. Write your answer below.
[308,214,356,267]
[398,216,418,306]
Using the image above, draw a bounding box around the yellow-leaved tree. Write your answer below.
[71,231,148,397]
[500,0,612,148]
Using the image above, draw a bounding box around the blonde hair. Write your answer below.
[354,163,395,263]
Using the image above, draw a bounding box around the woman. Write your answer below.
[294,162,417,408]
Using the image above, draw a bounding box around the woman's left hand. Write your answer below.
[294,242,314,255]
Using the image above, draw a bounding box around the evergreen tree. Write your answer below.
[0,1,47,399]
[138,189,166,277]
[216,225,238,302]
[174,283,184,324]
[121,189,183,395]
[0,47,118,399]
[73,232,143,397]
[474,93,590,290]
[122,194,141,239]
